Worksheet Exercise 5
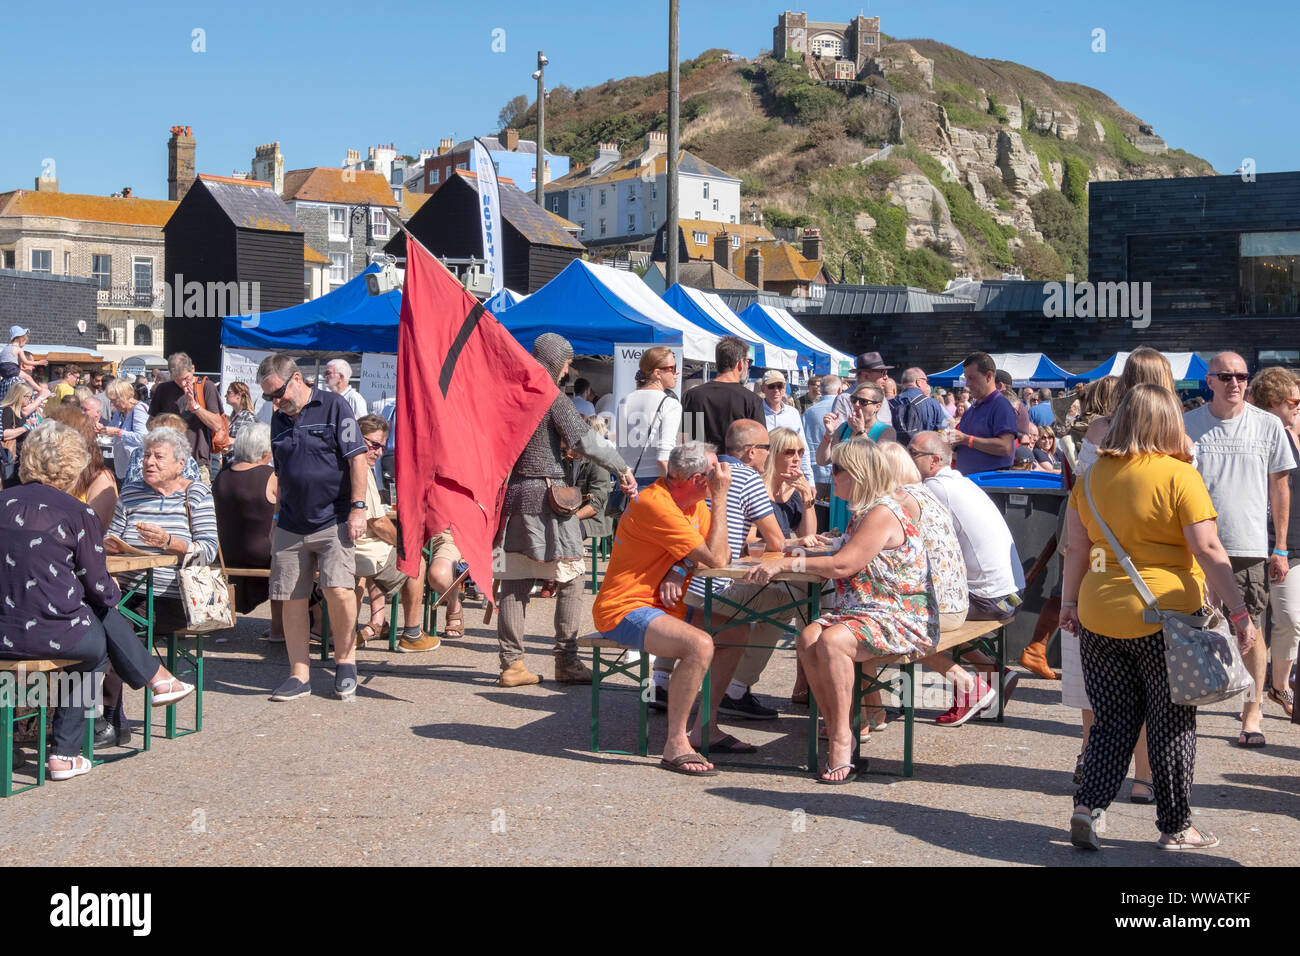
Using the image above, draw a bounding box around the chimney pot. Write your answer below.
[713,231,732,272]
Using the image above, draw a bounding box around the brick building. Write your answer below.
[281,167,399,289]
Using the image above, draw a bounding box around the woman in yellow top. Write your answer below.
[1060,384,1257,851]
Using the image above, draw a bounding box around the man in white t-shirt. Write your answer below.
[1184,351,1295,747]
[571,378,597,416]
[760,369,814,483]
[324,359,368,419]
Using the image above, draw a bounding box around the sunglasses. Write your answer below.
[908,449,936,459]
[261,380,290,403]
[658,365,677,373]
[764,383,785,389]
[364,438,386,452]
[1288,399,1300,409]
[1213,372,1249,383]
[852,397,881,407]
[743,443,771,451]
[831,462,844,475]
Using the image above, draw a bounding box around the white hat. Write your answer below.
[761,369,786,386]
[8,325,29,341]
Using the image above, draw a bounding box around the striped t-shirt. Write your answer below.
[687,454,774,598]
[109,480,220,596]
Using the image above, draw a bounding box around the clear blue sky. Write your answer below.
[5,0,1294,200]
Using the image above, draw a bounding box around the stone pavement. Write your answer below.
[2,590,1296,866]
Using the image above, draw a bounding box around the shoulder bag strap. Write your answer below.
[630,394,670,477]
[1083,470,1159,612]
[183,483,228,572]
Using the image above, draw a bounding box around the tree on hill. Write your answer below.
[498,94,530,129]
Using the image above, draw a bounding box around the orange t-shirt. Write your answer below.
[592,479,711,632]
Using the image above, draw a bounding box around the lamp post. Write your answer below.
[749,201,760,224]
[666,0,679,288]
[533,51,548,207]
[839,249,866,285]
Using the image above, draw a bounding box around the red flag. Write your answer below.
[395,239,556,600]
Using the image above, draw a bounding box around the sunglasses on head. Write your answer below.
[261,380,290,403]
[1213,372,1249,383]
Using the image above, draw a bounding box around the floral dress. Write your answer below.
[816,495,939,656]
[904,483,968,616]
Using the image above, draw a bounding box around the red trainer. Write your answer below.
[936,675,997,727]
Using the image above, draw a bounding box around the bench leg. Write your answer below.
[902,662,915,778]
[166,633,178,740]
[637,654,648,758]
[388,594,398,652]
[1,703,13,798]
[807,690,819,773]
[699,667,711,761]
[995,626,1006,723]
[320,603,331,662]
[590,648,601,753]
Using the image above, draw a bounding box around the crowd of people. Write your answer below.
[1,333,1295,856]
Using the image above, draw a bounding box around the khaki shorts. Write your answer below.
[428,531,462,566]
[367,548,409,598]
[1230,556,1268,630]
[270,523,356,600]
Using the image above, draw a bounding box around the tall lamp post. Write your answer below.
[533,51,548,207]
[666,0,679,288]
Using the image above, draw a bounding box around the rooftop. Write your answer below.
[547,150,739,191]
[0,189,177,227]
[185,177,303,233]
[282,167,399,208]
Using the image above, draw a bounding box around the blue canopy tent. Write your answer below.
[929,352,1074,388]
[220,264,401,353]
[661,284,798,371]
[1066,351,1210,389]
[737,302,825,373]
[496,259,718,360]
[484,287,528,314]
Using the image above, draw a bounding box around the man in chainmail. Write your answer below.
[496,333,638,686]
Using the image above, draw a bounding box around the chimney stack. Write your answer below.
[438,138,454,155]
[34,175,58,193]
[713,232,733,272]
[745,247,764,290]
[801,227,823,262]
[167,125,196,202]
[499,129,520,151]
[251,142,284,194]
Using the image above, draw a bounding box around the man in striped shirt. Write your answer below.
[652,420,793,741]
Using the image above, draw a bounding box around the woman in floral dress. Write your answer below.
[747,437,938,783]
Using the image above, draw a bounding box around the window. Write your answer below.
[694,211,701,220]
[599,189,606,207]
[693,231,707,245]
[627,184,636,203]
[731,235,742,248]
[96,323,112,344]
[371,207,389,239]
[628,215,636,233]
[304,267,312,301]
[1240,231,1300,315]
[1259,349,1300,367]
[330,252,348,284]
[551,197,559,212]
[599,219,606,237]
[651,182,657,200]
[429,169,440,185]
[1,250,13,270]
[456,162,467,170]
[578,192,585,209]
[132,257,153,295]
[712,198,719,211]
[703,182,710,199]
[64,251,72,275]
[729,215,736,224]
[134,324,153,347]
[329,207,347,238]
[31,249,52,273]
[91,254,112,290]
[649,212,656,229]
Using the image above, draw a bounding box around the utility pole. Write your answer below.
[666,0,679,288]
[533,50,548,207]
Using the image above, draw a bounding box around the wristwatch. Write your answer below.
[351,501,366,510]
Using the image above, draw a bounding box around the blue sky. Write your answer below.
[4,0,1294,199]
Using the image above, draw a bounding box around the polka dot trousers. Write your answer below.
[1077,626,1198,835]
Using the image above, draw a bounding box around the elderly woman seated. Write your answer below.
[747,438,939,783]
[101,427,218,741]
[0,422,193,780]
[212,422,279,637]
[123,413,200,487]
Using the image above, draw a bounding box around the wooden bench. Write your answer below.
[1,659,81,797]
[842,618,1007,778]
[578,637,650,756]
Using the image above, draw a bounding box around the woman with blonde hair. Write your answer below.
[747,437,938,782]
[762,426,817,539]
[1062,383,1255,850]
[2,381,43,480]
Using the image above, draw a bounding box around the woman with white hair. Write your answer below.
[212,423,278,625]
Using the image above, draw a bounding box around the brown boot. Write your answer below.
[1020,640,1059,680]
[554,657,593,684]
[499,661,541,687]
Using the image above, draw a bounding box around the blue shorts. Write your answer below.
[600,606,666,651]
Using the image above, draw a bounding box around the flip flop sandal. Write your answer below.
[1234,731,1267,748]
[442,610,464,640]
[1266,685,1294,717]
[355,623,379,648]
[817,762,858,785]
[1129,779,1156,805]
[48,754,92,781]
[659,752,718,776]
[706,733,758,754]
[150,677,195,708]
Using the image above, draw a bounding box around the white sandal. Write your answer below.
[150,676,195,708]
[1158,827,1219,850]
[48,754,92,781]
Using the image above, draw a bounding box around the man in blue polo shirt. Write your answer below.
[951,351,1017,475]
[258,353,369,702]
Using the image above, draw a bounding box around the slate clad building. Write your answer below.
[163,174,305,371]
[386,170,583,292]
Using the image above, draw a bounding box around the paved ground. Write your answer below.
[3,589,1296,866]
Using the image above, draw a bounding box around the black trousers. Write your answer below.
[1077,626,1197,835]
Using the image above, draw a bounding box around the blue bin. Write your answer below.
[968,469,1063,489]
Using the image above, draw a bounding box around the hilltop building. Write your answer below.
[773,11,881,76]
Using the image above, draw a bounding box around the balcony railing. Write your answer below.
[95,284,166,310]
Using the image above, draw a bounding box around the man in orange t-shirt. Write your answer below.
[593,442,733,775]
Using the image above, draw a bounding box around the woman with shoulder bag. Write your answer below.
[613,347,682,505]
[1061,384,1257,852]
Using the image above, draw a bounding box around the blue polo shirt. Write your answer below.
[1028,403,1056,428]
[954,390,1017,475]
[271,390,366,534]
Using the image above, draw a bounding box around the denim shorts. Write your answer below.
[600,606,666,651]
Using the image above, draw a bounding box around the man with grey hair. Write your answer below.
[893,367,950,443]
[323,358,368,419]
[149,351,224,482]
[803,373,842,500]
[593,442,734,774]
[258,352,369,702]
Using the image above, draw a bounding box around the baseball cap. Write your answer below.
[8,325,29,341]
[761,369,786,386]
[854,351,893,371]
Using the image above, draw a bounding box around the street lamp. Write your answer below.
[839,249,867,285]
[533,51,547,207]
[749,201,760,224]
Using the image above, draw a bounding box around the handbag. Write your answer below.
[1084,472,1253,706]
[177,486,236,633]
[545,477,583,516]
